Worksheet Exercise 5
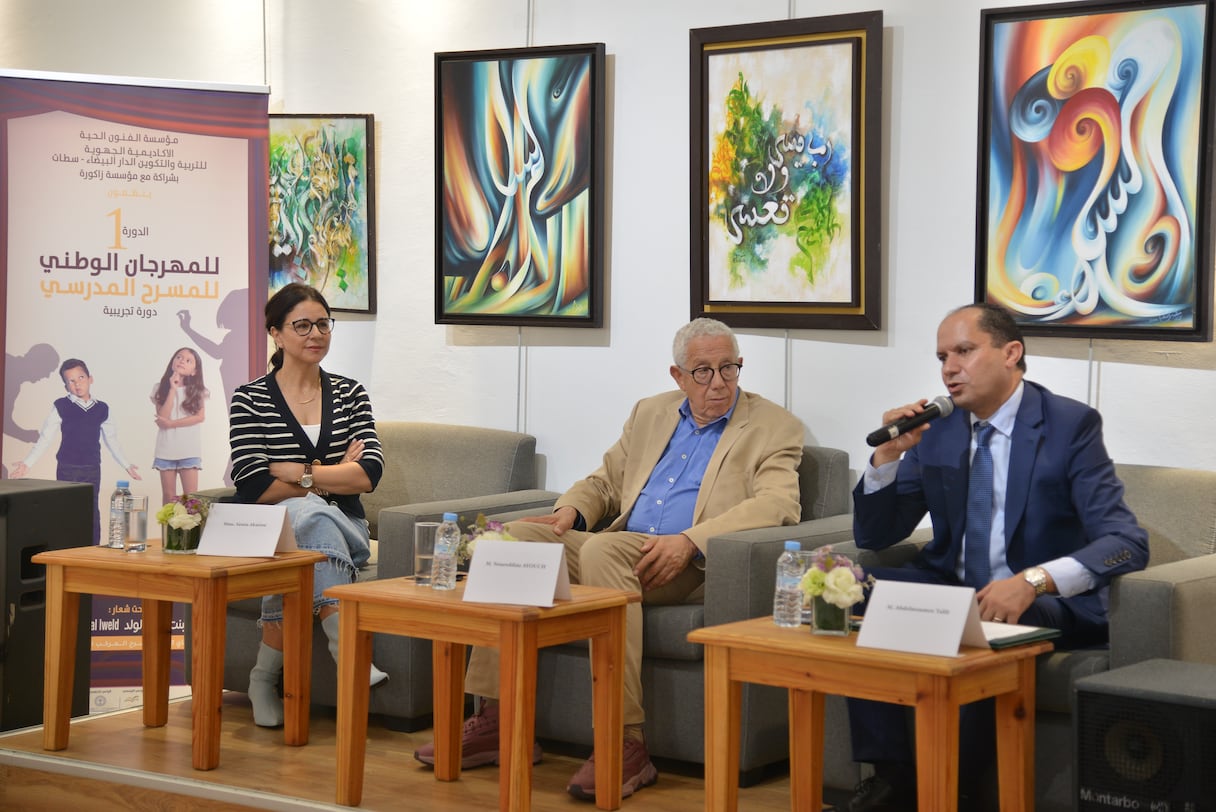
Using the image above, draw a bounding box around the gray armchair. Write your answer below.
[214,421,560,731]
[821,462,1216,811]
[485,445,854,783]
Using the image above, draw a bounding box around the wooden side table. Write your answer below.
[324,579,638,811]
[34,542,324,770]
[688,616,1053,811]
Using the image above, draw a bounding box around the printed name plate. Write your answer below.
[462,539,572,607]
[196,503,298,557]
[856,580,983,657]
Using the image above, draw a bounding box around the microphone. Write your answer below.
[865,396,955,447]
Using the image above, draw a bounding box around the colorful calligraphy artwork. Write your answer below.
[707,48,853,304]
[269,114,376,313]
[690,13,882,330]
[435,44,604,326]
[979,1,1213,339]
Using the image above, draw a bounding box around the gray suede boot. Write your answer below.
[248,642,284,727]
[321,613,388,686]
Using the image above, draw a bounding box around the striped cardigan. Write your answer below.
[228,368,384,521]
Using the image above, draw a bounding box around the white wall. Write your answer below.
[4,0,1214,496]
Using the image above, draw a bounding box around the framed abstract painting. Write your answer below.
[690,12,883,330]
[976,0,1214,340]
[268,113,377,313]
[435,43,605,327]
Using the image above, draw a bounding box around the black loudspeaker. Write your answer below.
[0,478,93,731]
[1075,658,1216,811]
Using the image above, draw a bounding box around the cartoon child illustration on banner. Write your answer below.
[150,347,209,506]
[8,357,141,544]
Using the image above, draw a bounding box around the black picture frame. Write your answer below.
[434,43,605,327]
[268,113,377,314]
[976,0,1214,341]
[690,12,883,330]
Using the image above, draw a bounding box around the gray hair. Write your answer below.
[672,318,739,367]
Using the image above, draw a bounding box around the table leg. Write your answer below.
[995,657,1036,810]
[335,601,372,806]
[914,676,959,812]
[282,563,314,747]
[590,606,625,811]
[703,644,741,812]
[433,639,467,783]
[190,577,228,770]
[140,599,172,727]
[498,620,538,812]
[41,565,76,752]
[789,688,824,812]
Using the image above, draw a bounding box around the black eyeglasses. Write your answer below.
[681,363,742,385]
[290,317,335,336]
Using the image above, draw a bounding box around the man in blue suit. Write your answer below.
[845,303,1148,812]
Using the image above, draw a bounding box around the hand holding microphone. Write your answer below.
[865,395,954,448]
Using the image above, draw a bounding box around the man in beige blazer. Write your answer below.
[415,317,804,801]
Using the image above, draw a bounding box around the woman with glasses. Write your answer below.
[228,282,387,727]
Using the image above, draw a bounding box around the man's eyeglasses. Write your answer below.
[681,363,742,385]
[290,317,336,337]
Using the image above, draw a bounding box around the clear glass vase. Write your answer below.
[162,524,202,554]
[812,594,850,636]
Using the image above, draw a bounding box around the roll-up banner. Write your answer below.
[0,69,268,711]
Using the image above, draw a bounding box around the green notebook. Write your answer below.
[982,621,1061,649]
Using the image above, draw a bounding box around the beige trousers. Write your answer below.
[463,520,704,726]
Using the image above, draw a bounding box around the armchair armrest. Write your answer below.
[827,527,933,571]
[1109,552,1216,669]
[191,486,235,502]
[703,514,855,627]
[377,489,562,579]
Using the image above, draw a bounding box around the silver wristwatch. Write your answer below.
[299,463,314,489]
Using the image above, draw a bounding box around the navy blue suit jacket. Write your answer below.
[853,381,1148,627]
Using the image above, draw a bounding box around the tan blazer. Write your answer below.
[556,389,804,552]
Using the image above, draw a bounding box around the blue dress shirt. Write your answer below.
[625,394,737,536]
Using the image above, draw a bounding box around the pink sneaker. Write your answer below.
[566,736,658,801]
[413,700,542,769]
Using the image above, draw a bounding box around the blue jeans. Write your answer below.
[260,494,370,623]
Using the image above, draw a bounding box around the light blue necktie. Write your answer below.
[965,422,995,587]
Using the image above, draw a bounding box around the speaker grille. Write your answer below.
[0,479,93,731]
[1076,666,1216,811]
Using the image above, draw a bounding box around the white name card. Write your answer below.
[195,503,298,557]
[856,580,985,657]
[462,540,572,607]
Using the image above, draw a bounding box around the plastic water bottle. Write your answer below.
[773,540,804,628]
[107,480,131,549]
[432,512,460,590]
